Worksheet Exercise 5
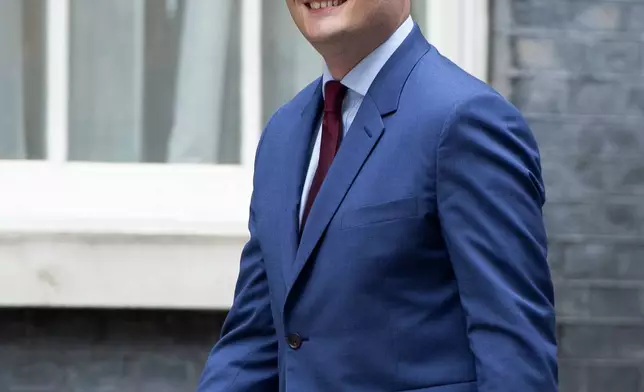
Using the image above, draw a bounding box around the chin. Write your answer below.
[303,21,352,44]
[305,30,341,45]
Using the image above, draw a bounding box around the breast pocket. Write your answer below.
[341,196,419,229]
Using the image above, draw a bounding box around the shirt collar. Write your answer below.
[322,15,415,98]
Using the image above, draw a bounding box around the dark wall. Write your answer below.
[0,309,225,392]
[491,0,644,391]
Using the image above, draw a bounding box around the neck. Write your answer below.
[319,14,409,80]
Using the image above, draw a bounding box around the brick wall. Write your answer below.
[491,0,644,391]
[0,309,225,391]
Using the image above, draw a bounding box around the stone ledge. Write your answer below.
[0,232,245,309]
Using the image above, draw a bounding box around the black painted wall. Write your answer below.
[0,309,225,392]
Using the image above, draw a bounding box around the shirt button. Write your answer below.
[286,333,303,350]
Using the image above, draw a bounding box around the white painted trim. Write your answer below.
[241,0,263,167]
[0,161,252,237]
[0,233,245,309]
[425,0,490,82]
[464,0,490,82]
[45,0,70,162]
[132,0,146,157]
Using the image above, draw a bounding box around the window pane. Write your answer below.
[411,0,428,34]
[261,3,324,125]
[0,0,46,160]
[68,0,240,164]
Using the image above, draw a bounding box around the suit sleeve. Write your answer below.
[197,123,279,392]
[436,93,558,391]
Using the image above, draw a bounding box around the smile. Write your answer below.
[307,0,347,10]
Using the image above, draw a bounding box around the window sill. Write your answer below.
[0,231,245,309]
[0,160,252,236]
[0,160,252,309]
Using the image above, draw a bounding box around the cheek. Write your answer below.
[348,0,372,14]
[345,2,374,26]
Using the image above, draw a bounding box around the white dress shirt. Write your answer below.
[299,16,415,225]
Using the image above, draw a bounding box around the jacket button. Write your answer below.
[286,333,302,350]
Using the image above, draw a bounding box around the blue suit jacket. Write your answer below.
[198,26,558,392]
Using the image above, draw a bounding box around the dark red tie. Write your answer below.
[301,81,347,229]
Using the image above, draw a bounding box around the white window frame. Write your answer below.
[425,0,490,82]
[1,0,260,237]
[0,0,489,309]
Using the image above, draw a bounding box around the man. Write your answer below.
[197,0,558,391]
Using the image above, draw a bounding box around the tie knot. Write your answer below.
[324,81,347,113]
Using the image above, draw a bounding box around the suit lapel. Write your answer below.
[280,79,323,284]
[283,26,431,298]
[287,96,384,289]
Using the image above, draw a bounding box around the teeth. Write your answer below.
[309,0,345,10]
